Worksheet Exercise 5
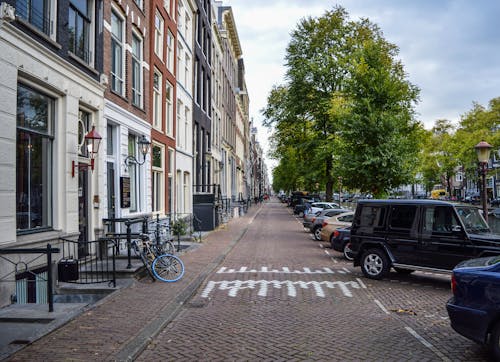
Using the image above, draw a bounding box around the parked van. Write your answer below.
[350,199,500,279]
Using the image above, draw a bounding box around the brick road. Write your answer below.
[6,200,492,361]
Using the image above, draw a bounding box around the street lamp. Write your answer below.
[474,140,492,222]
[124,135,151,167]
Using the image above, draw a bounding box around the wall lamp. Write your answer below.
[72,125,102,177]
[124,135,151,167]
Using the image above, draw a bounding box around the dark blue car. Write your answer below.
[446,256,500,359]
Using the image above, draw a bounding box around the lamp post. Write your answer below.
[124,135,151,167]
[474,141,492,222]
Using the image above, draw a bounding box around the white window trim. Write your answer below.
[153,69,163,131]
[155,11,164,59]
[131,30,144,108]
[152,143,165,215]
[111,7,125,95]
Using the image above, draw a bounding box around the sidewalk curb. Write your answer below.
[113,207,261,361]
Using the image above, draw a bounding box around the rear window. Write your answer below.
[358,206,386,227]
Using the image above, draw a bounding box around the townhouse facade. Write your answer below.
[0,0,266,308]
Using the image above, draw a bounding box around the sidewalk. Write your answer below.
[2,205,261,362]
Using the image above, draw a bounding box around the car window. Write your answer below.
[389,205,417,230]
[358,206,385,228]
[422,206,460,235]
[338,214,354,222]
[456,206,490,233]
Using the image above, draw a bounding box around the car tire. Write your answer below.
[360,248,390,280]
[314,227,322,241]
[394,267,414,275]
[343,242,354,261]
[490,321,500,360]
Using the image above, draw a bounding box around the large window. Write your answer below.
[110,10,124,94]
[131,33,143,107]
[69,0,93,64]
[16,84,54,232]
[78,110,91,157]
[154,11,164,58]
[166,30,175,74]
[16,0,53,36]
[166,81,174,136]
[152,144,164,214]
[153,70,162,130]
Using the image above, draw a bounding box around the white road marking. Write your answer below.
[405,326,433,348]
[201,280,364,298]
[324,249,330,256]
[216,266,345,274]
[374,299,390,314]
[356,278,367,289]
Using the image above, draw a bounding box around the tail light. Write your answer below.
[322,221,328,228]
[451,273,457,295]
[333,230,340,238]
[311,217,316,223]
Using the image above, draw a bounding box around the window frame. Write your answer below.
[68,0,95,66]
[153,69,163,130]
[154,11,164,59]
[165,81,174,137]
[110,8,125,95]
[151,143,165,214]
[131,31,144,108]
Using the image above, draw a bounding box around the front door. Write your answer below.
[78,167,89,258]
[107,162,116,232]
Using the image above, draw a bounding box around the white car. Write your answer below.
[307,202,341,215]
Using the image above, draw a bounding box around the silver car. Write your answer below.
[304,208,347,240]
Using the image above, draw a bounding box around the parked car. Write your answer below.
[490,198,500,207]
[464,192,481,204]
[350,199,500,280]
[304,208,347,240]
[447,256,500,360]
[330,226,353,260]
[293,199,315,217]
[319,211,354,243]
[308,202,341,215]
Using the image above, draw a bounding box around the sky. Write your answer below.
[224,0,500,181]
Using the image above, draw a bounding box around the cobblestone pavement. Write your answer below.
[6,200,493,361]
[137,201,491,361]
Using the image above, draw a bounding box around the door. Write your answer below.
[386,205,419,265]
[78,167,89,258]
[107,162,116,232]
[419,205,468,270]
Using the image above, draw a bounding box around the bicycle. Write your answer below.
[131,235,185,282]
[148,219,176,255]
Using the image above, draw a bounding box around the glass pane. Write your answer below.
[152,146,162,168]
[106,124,113,156]
[111,12,122,40]
[70,0,89,16]
[132,35,140,57]
[17,85,52,134]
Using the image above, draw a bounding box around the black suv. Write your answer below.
[350,199,500,279]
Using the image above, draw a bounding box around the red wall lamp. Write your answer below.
[72,125,102,177]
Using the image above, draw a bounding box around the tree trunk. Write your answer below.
[325,157,333,201]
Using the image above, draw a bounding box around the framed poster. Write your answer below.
[120,177,131,208]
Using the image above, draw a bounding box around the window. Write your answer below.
[176,99,182,145]
[389,205,417,230]
[153,70,162,130]
[131,33,143,107]
[16,0,53,36]
[110,10,124,94]
[177,2,183,32]
[154,11,164,58]
[185,54,190,87]
[176,43,182,79]
[133,0,142,10]
[185,11,190,40]
[168,149,174,213]
[152,144,164,213]
[78,110,91,157]
[423,206,459,234]
[166,81,174,136]
[106,124,114,156]
[69,0,93,64]
[166,30,175,74]
[16,84,54,232]
[163,0,171,15]
[128,135,139,212]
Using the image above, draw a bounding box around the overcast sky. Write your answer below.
[225,0,500,179]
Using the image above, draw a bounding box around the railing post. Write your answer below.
[111,239,117,288]
[126,221,132,269]
[155,214,160,245]
[47,243,54,312]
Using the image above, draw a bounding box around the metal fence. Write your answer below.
[0,244,59,312]
[58,238,117,287]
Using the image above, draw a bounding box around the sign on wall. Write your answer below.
[120,177,130,208]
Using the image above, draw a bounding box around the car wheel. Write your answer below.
[343,242,354,261]
[361,248,390,280]
[394,267,414,275]
[314,227,322,241]
[491,321,500,360]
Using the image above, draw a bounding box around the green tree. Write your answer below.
[262,6,421,199]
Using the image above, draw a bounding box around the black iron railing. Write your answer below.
[0,244,59,312]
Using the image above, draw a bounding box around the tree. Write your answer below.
[263,6,422,199]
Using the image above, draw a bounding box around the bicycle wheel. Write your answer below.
[151,254,185,282]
